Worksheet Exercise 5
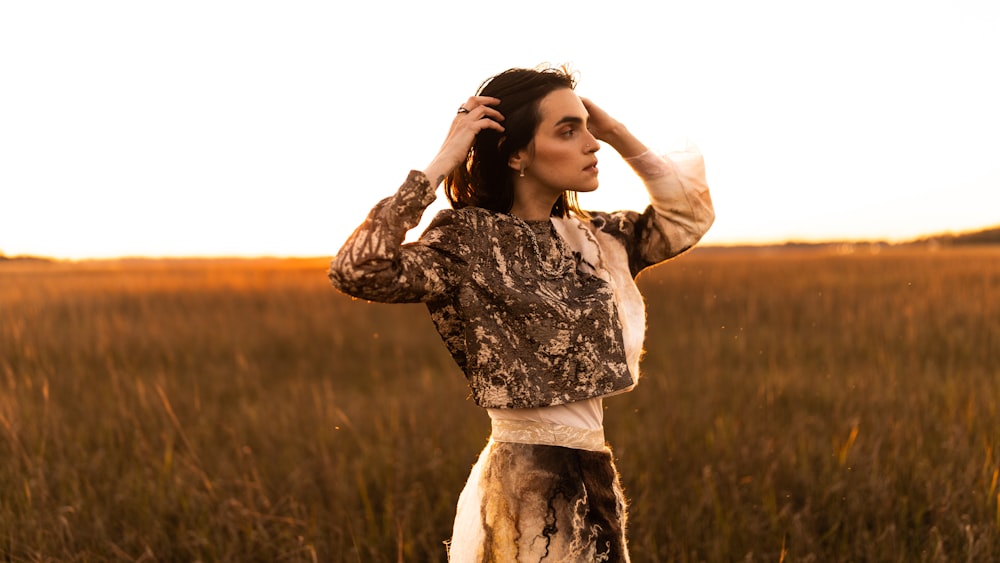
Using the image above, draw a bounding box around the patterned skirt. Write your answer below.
[448,439,630,562]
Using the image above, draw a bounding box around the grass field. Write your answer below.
[2,246,999,561]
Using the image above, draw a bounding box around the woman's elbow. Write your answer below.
[328,255,371,296]
[700,205,716,235]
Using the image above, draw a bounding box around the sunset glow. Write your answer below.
[2,1,998,260]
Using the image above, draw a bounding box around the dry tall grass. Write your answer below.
[1,247,998,561]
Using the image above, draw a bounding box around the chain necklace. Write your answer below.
[507,215,572,278]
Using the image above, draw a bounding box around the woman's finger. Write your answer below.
[452,105,505,129]
[580,96,624,141]
[457,95,502,115]
[469,105,504,122]
[453,113,505,136]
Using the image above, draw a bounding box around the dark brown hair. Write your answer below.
[444,65,586,218]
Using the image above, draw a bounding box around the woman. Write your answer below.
[329,65,714,561]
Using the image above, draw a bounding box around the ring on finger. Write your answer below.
[457,106,470,114]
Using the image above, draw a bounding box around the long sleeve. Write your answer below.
[594,146,715,277]
[328,170,465,303]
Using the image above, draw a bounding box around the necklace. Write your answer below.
[507,215,572,278]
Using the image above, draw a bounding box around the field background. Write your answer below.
[2,246,999,561]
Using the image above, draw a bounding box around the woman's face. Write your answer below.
[519,88,601,198]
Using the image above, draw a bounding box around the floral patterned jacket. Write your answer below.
[329,149,714,408]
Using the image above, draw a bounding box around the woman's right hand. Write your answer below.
[423,96,504,186]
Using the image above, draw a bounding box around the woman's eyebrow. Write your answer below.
[553,115,585,127]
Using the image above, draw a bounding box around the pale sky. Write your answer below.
[2,0,998,259]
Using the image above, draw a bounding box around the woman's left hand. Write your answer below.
[581,97,648,158]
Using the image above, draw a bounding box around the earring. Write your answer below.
[519,167,525,178]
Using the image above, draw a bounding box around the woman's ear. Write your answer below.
[508,148,529,174]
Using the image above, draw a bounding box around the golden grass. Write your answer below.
[1,247,998,561]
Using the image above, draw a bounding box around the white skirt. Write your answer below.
[447,419,631,562]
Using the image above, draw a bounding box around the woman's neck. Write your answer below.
[509,189,559,221]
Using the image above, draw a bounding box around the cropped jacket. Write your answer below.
[329,149,714,408]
